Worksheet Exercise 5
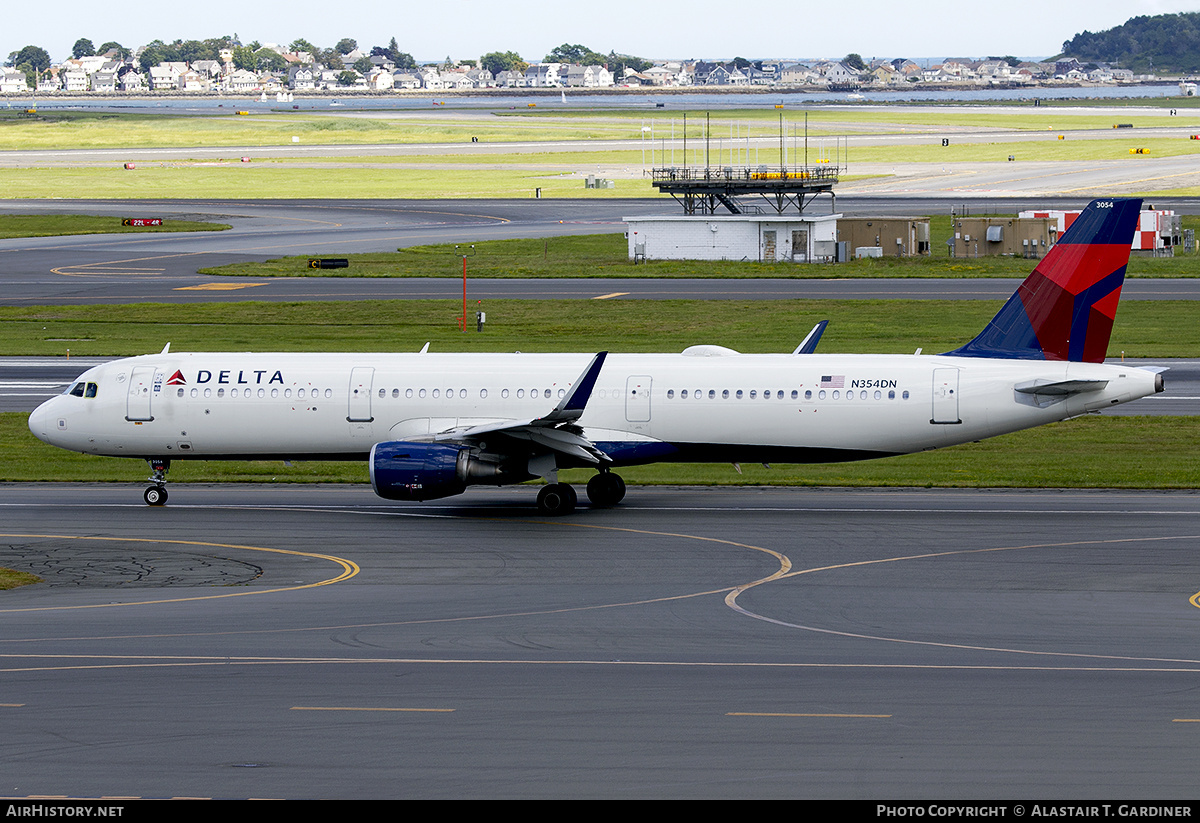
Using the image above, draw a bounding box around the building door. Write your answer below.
[762,230,776,262]
[792,229,808,261]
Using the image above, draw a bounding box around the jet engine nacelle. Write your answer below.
[369,441,523,501]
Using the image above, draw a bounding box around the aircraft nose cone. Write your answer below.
[28,400,54,444]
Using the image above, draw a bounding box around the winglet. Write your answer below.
[541,352,607,423]
[792,321,829,355]
[947,198,1142,362]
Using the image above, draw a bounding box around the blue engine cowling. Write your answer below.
[370,441,467,501]
[370,441,523,501]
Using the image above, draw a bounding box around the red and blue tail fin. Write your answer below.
[948,198,1141,362]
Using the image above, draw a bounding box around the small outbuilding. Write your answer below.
[625,214,841,263]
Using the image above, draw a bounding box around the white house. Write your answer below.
[0,68,29,93]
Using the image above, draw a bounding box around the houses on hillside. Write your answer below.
[4,44,1157,96]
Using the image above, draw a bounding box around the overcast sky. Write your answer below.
[7,0,1197,65]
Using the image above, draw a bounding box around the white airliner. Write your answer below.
[29,198,1163,515]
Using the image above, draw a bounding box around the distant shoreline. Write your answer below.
[0,80,1185,102]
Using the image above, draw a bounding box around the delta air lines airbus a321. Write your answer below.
[29,198,1164,515]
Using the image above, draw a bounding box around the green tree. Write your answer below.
[289,38,318,55]
[844,53,866,70]
[335,38,358,55]
[254,48,287,72]
[481,50,522,76]
[11,45,50,73]
[138,40,167,72]
[71,38,95,59]
[370,39,416,71]
[232,45,257,72]
[337,70,358,86]
[1061,12,1200,73]
[319,49,344,70]
[546,43,593,62]
[97,41,130,60]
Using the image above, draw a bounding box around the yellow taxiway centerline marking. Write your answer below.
[174,283,268,291]
[727,712,891,718]
[290,706,454,713]
[0,533,358,612]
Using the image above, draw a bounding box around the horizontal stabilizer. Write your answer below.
[1015,378,1108,396]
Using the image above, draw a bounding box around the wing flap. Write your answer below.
[432,352,611,465]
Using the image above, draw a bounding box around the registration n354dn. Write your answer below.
[29,198,1163,514]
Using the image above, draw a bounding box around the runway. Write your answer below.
[3,484,1200,798]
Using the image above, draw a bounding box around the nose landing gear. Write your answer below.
[144,458,170,506]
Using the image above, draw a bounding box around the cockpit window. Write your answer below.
[64,382,99,398]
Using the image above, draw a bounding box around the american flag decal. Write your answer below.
[820,375,845,388]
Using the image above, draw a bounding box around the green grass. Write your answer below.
[0,567,41,590]
[7,104,1200,200]
[0,298,1194,357]
[3,106,1193,157]
[201,226,1200,281]
[5,412,1198,488]
[0,165,658,199]
[0,110,645,151]
[0,214,230,239]
[509,106,1198,132]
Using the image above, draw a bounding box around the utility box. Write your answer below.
[953,217,1057,258]
[837,218,931,257]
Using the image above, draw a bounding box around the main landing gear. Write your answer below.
[535,471,627,516]
[143,458,170,506]
[536,483,577,516]
[586,470,626,508]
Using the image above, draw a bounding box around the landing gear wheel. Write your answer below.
[144,458,171,506]
[586,472,626,507]
[537,483,577,516]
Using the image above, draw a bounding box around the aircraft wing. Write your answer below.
[432,352,611,464]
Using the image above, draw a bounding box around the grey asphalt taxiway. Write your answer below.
[4,483,1200,799]
[6,194,1200,799]
[4,196,1200,305]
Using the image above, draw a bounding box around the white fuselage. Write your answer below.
[28,350,1160,466]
